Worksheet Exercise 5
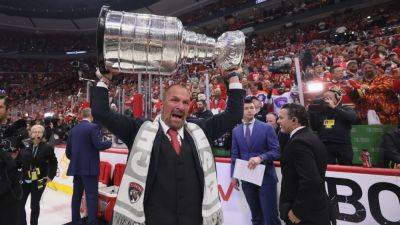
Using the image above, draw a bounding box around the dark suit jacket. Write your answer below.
[90,86,245,204]
[381,129,400,168]
[20,142,58,181]
[231,120,281,184]
[66,120,112,176]
[279,127,331,225]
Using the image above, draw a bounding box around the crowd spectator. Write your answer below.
[0,31,94,53]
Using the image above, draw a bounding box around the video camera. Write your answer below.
[308,97,331,132]
[308,97,329,113]
[269,57,292,74]
[0,120,29,153]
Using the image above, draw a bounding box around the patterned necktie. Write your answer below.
[167,128,181,155]
[245,123,251,148]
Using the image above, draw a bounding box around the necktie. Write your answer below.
[167,129,181,155]
[245,123,251,148]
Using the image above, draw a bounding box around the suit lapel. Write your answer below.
[153,128,164,169]
[184,130,205,189]
[287,127,308,145]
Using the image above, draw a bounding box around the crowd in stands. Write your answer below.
[1,1,400,167]
[203,1,398,39]
[201,0,333,37]
[180,0,332,27]
[1,58,95,121]
[0,31,94,53]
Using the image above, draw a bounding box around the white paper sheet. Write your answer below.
[233,159,265,186]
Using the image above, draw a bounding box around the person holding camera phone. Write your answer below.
[19,124,57,225]
[309,89,357,165]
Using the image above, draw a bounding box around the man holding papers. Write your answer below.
[231,97,281,225]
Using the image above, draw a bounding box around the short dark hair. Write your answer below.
[281,103,309,126]
[0,94,8,109]
[244,96,258,102]
[244,98,253,104]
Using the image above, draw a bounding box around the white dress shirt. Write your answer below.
[159,118,184,145]
[242,118,256,137]
[290,126,306,138]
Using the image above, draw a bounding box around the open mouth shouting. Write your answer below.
[171,110,184,122]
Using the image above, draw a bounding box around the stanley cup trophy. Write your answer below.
[97,6,245,75]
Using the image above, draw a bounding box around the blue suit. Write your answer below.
[231,119,281,225]
[66,120,112,225]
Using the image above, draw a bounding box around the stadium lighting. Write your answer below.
[306,81,324,93]
[66,51,87,55]
[44,112,54,118]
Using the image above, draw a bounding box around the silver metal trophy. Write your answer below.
[97,6,245,75]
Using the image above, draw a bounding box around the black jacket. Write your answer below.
[309,105,357,145]
[90,86,245,225]
[20,142,57,181]
[280,127,331,225]
[255,105,268,123]
[381,129,400,168]
[0,151,22,199]
[194,109,213,119]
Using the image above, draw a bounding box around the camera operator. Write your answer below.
[309,89,358,165]
[0,94,24,225]
[50,117,67,145]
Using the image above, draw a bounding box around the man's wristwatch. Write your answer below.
[225,71,240,80]
[223,71,240,87]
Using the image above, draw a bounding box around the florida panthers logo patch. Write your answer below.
[128,182,144,203]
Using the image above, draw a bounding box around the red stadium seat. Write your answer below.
[113,163,126,187]
[99,163,127,221]
[98,161,112,186]
[104,198,116,222]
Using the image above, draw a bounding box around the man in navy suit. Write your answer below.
[66,108,112,225]
[231,98,281,225]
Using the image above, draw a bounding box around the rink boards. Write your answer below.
[52,146,400,225]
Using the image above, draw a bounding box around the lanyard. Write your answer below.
[33,145,39,159]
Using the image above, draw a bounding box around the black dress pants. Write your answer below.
[0,191,20,225]
[19,181,45,225]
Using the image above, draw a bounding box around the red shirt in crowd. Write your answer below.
[213,82,227,100]
[352,74,400,125]
[210,97,226,115]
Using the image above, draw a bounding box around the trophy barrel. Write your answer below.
[97,6,245,75]
[97,6,184,75]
